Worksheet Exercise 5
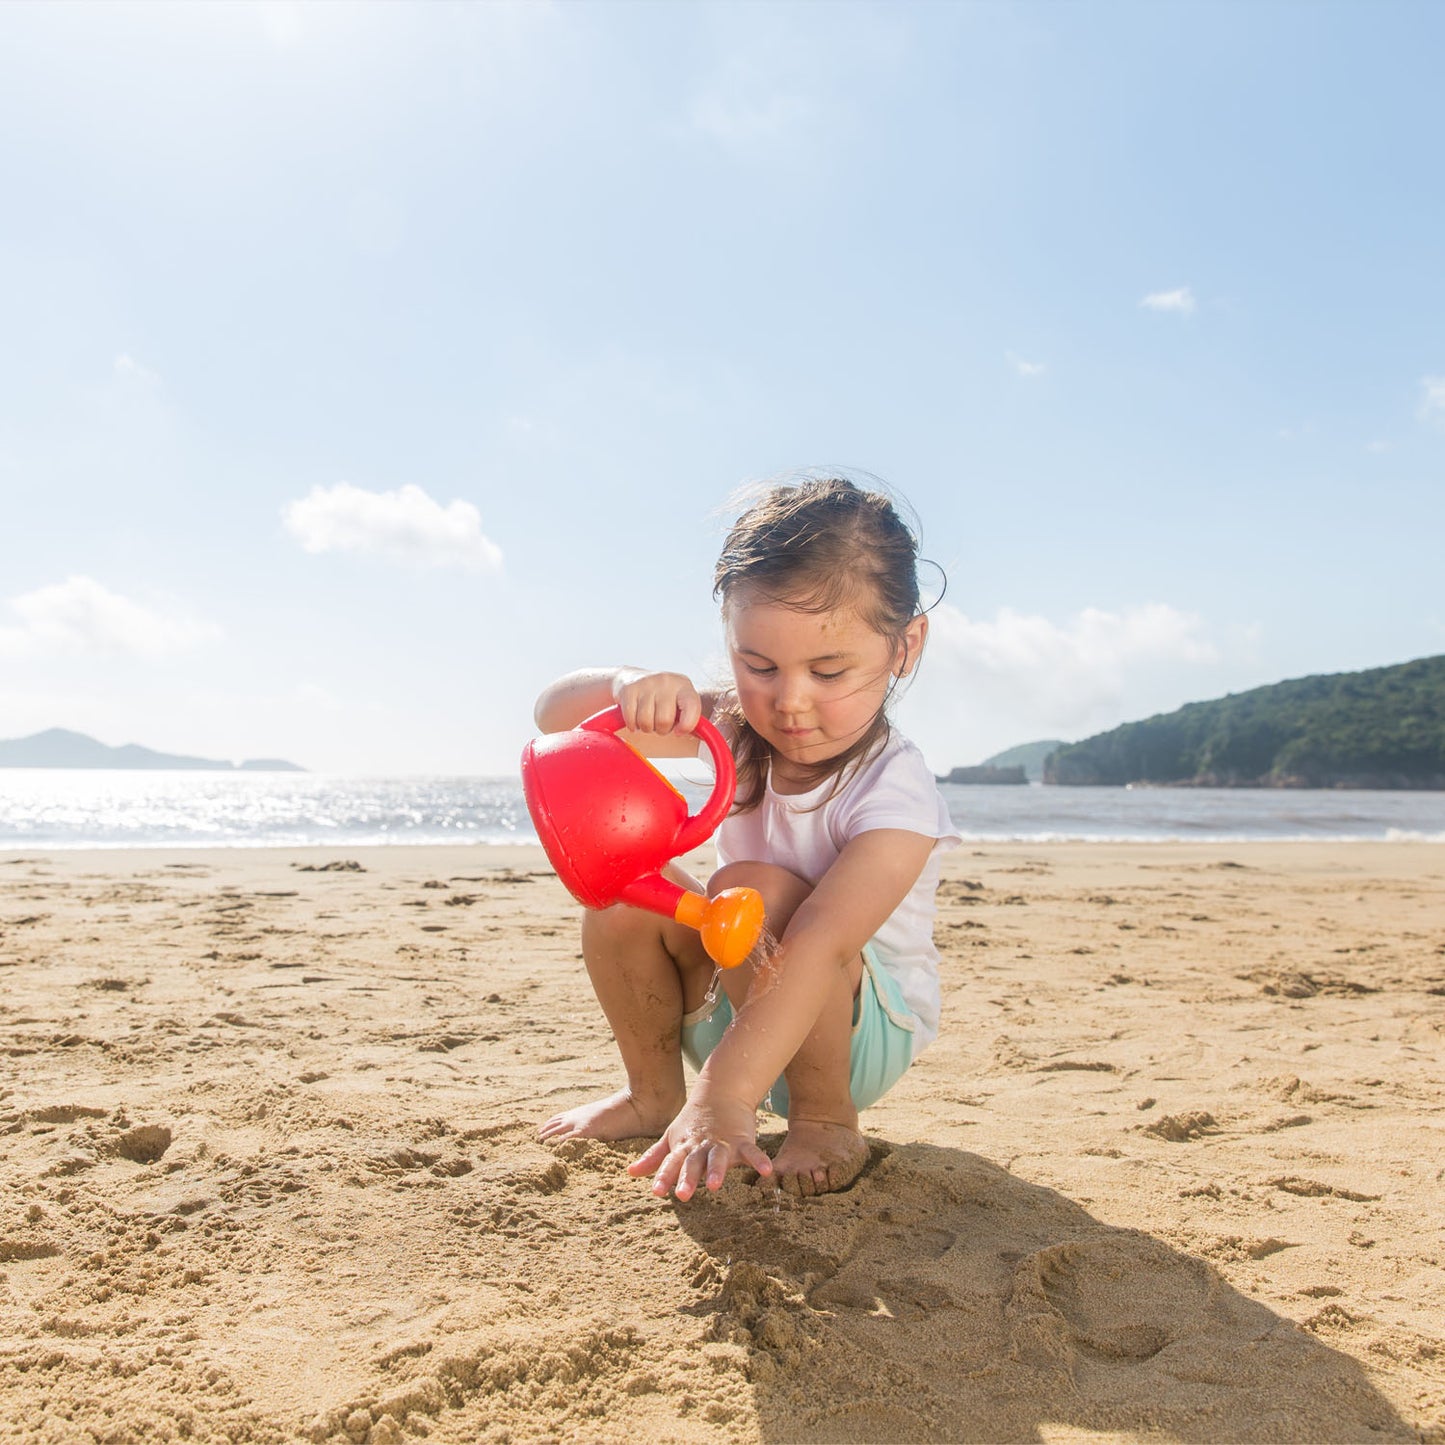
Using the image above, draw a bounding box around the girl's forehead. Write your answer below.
[725,596,878,649]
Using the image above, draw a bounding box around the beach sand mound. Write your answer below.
[1,843,1441,1442]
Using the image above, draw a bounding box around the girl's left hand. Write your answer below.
[628,1092,774,1201]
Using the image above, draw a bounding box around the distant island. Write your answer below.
[0,728,305,772]
[936,764,1028,786]
[936,739,1066,786]
[982,739,1067,782]
[1046,655,1445,789]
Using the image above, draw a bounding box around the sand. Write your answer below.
[1,841,1441,1444]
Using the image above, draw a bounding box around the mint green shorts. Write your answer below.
[680,944,917,1117]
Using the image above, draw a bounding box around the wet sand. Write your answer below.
[1,842,1441,1443]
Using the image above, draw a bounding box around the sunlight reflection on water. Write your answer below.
[0,773,1439,848]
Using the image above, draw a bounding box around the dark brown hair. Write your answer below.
[712,475,930,812]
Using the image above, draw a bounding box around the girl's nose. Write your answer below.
[776,672,810,713]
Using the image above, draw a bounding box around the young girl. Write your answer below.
[536,477,959,1201]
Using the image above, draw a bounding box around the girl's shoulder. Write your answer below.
[829,728,948,828]
[857,727,935,784]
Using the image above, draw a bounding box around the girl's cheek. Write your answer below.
[737,682,771,724]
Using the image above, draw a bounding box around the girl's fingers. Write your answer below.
[633,695,669,734]
[704,1142,735,1191]
[630,1125,761,1200]
[615,674,702,736]
[644,1140,742,1200]
[627,1136,669,1178]
[739,1142,774,1178]
[655,1148,689,1199]
[674,1146,712,1201]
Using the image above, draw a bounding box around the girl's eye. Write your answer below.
[813,670,845,682]
[744,662,776,677]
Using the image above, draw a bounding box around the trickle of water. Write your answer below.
[701,967,722,1010]
[748,924,783,989]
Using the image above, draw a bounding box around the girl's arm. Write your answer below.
[533,667,720,758]
[631,826,938,1197]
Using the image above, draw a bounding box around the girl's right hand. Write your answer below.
[613,670,704,736]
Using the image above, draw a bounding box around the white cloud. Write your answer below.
[931,601,1216,676]
[901,602,1223,768]
[0,576,220,659]
[1419,375,1445,426]
[282,482,503,571]
[1007,352,1046,379]
[1140,287,1196,316]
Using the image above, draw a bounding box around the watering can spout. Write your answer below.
[673,888,767,969]
[520,706,765,968]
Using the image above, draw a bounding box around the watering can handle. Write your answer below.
[579,705,737,855]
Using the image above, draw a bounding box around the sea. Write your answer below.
[1,770,1442,849]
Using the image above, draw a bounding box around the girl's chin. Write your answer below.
[772,736,842,766]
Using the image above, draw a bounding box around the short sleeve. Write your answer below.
[832,738,959,849]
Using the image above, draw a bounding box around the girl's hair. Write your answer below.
[712,475,931,812]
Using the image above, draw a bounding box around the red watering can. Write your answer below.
[521,706,764,969]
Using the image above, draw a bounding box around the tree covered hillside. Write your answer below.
[1045,655,1445,788]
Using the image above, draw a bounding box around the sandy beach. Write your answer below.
[1,841,1441,1443]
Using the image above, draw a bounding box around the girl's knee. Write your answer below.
[581,900,661,948]
[581,898,713,981]
[708,861,813,946]
[709,860,810,908]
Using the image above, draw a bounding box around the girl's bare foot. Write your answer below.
[539,1087,684,1144]
[771,1118,870,1197]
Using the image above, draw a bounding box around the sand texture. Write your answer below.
[1,842,1442,1443]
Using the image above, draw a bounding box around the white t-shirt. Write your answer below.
[714,728,960,1055]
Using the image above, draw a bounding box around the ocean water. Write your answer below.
[0,772,533,849]
[0,770,1441,849]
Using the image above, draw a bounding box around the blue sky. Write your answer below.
[2,0,1442,775]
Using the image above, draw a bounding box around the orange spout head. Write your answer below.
[673,887,766,969]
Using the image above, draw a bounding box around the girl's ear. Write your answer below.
[895,613,928,677]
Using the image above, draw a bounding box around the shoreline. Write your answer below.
[2,841,1441,1441]
[6,829,1444,858]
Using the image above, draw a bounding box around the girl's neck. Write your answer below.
[767,731,881,797]
[768,754,823,797]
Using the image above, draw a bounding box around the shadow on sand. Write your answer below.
[669,1136,1414,1443]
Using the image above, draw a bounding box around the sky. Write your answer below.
[1,0,1442,776]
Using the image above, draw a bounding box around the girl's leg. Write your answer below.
[710,863,869,1197]
[540,866,715,1143]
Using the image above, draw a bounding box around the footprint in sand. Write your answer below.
[1012,1235,1215,1366]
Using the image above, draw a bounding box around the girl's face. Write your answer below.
[725,590,926,791]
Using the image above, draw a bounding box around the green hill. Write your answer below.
[1045,655,1445,789]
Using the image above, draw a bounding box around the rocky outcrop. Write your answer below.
[936,765,1028,786]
